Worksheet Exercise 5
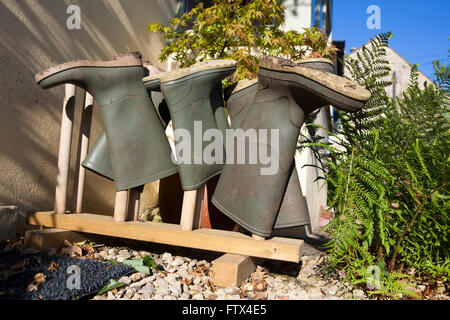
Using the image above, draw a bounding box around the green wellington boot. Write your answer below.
[225,78,310,234]
[142,60,237,191]
[212,56,371,237]
[81,90,171,181]
[35,52,178,191]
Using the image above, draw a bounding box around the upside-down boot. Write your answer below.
[273,58,336,239]
[142,60,237,190]
[225,78,310,236]
[81,90,172,181]
[35,52,178,191]
[212,55,371,237]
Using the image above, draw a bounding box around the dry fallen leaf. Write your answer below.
[48,261,59,272]
[81,244,95,255]
[34,273,46,284]
[27,283,38,293]
[11,258,29,271]
[249,266,267,291]
[207,279,216,292]
[61,244,82,258]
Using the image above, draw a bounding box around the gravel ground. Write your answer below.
[89,241,357,301]
[2,237,447,300]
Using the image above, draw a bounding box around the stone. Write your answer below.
[352,289,365,300]
[165,273,179,283]
[224,287,236,294]
[164,295,177,300]
[138,284,155,294]
[124,290,134,299]
[171,257,184,267]
[107,291,115,300]
[267,292,277,300]
[161,252,173,264]
[153,294,163,300]
[93,295,107,300]
[129,279,147,289]
[169,284,182,297]
[119,276,132,285]
[192,293,204,300]
[131,293,140,300]
[289,289,309,300]
[118,249,131,259]
[141,293,153,300]
[189,284,202,293]
[116,289,124,298]
[154,278,169,289]
[226,294,241,300]
[180,292,191,300]
[157,288,170,296]
[178,269,189,278]
[166,266,177,273]
[307,287,324,299]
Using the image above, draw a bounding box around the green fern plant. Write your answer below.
[321,32,450,299]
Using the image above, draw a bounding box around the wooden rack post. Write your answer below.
[54,84,76,214]
[73,92,93,214]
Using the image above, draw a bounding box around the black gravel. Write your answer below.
[0,250,133,300]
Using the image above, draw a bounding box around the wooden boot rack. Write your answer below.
[26,84,304,287]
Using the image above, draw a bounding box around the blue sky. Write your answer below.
[333,0,449,81]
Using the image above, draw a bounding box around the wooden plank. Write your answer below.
[211,254,256,287]
[24,228,112,251]
[24,229,74,251]
[27,211,303,262]
[54,84,76,214]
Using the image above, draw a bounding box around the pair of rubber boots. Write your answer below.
[35,53,237,192]
[212,56,371,238]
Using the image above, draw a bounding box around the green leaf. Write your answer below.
[122,258,151,275]
[97,279,125,295]
[107,259,119,265]
[143,256,157,268]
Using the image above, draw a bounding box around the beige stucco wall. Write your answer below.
[0,0,182,215]
[348,46,432,98]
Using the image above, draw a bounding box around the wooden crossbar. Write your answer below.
[27,211,304,263]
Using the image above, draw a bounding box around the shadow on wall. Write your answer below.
[0,0,181,214]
